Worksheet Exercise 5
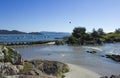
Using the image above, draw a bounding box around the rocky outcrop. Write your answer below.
[4,75,57,78]
[0,46,4,60]
[0,62,20,75]
[55,40,64,45]
[100,74,120,78]
[30,60,69,77]
[0,46,69,78]
[86,50,97,54]
[0,46,23,65]
[106,54,120,62]
[0,46,24,77]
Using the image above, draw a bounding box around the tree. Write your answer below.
[72,27,86,38]
[72,27,86,45]
[97,28,105,36]
[91,28,103,44]
[91,28,99,38]
[115,28,120,33]
[67,36,77,44]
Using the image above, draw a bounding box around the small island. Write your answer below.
[67,27,120,45]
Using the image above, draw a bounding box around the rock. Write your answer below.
[0,46,4,61]
[0,46,24,76]
[0,46,69,78]
[110,75,116,78]
[24,70,38,75]
[106,54,120,62]
[100,76,108,78]
[86,50,97,54]
[100,75,120,78]
[110,75,120,78]
[16,65,24,71]
[1,46,23,65]
[31,60,69,77]
[4,75,56,78]
[55,40,64,45]
[0,62,19,75]
[0,51,4,61]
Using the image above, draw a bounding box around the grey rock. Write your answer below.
[100,75,120,78]
[0,62,19,75]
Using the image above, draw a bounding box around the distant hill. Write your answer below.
[0,30,26,34]
[29,31,71,35]
[40,31,71,35]
[0,30,71,35]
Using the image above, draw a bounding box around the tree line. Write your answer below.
[67,27,120,45]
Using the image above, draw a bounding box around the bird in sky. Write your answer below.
[69,21,71,24]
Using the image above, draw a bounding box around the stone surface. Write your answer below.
[0,62,19,75]
[0,46,69,78]
[16,65,24,71]
[0,46,4,60]
[106,54,120,62]
[1,46,24,65]
[31,60,69,76]
[3,75,57,78]
[86,50,97,54]
[100,75,120,78]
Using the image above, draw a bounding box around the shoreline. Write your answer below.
[65,63,101,78]
[5,41,56,47]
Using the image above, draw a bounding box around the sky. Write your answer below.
[0,0,120,33]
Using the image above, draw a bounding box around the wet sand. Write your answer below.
[65,63,101,78]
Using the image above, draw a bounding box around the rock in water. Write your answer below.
[106,54,120,62]
[100,74,120,78]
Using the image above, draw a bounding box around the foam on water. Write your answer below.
[83,46,103,52]
[106,48,120,55]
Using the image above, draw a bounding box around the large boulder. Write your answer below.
[30,60,69,76]
[0,62,19,75]
[0,46,4,61]
[1,46,23,65]
[0,46,24,77]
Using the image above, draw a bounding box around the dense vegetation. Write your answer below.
[67,27,120,45]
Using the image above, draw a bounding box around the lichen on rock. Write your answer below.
[30,59,69,78]
[1,46,23,65]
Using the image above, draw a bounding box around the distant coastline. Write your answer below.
[0,29,71,34]
[0,30,71,45]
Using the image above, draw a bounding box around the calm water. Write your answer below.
[14,43,120,76]
[0,33,70,44]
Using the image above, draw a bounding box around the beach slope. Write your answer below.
[65,64,101,78]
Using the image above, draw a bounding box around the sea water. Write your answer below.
[14,43,120,76]
[0,33,70,44]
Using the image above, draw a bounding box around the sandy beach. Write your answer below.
[65,63,101,78]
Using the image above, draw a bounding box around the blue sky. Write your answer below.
[0,0,120,33]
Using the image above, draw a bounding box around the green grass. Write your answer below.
[20,62,32,73]
[103,33,120,39]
